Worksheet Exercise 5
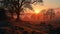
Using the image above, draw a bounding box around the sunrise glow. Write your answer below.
[31,4,46,14]
[34,9,42,14]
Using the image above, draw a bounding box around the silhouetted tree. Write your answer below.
[2,0,44,21]
[45,9,55,20]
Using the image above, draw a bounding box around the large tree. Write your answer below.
[16,0,43,21]
[4,0,43,21]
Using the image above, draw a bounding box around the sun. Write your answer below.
[31,4,43,14]
[34,9,42,14]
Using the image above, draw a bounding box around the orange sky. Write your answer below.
[20,0,60,22]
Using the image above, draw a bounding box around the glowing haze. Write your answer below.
[31,4,46,14]
[20,0,60,22]
[22,0,60,14]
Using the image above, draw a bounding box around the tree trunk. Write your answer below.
[16,12,20,21]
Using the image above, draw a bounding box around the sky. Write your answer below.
[22,0,60,14]
[43,0,60,8]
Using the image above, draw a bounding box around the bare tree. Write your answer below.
[16,0,32,21]
[15,0,43,21]
[45,9,55,20]
[3,0,43,21]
